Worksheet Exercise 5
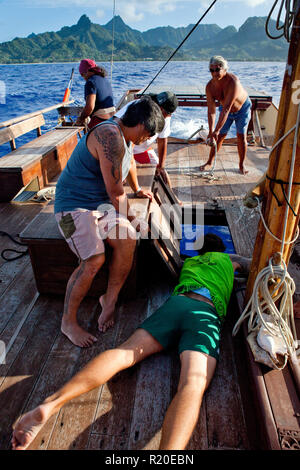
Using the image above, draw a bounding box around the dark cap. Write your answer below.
[151,91,178,114]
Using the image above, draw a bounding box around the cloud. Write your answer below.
[15,0,273,12]
[118,4,144,23]
[11,0,274,24]
[13,0,106,6]
[96,9,105,19]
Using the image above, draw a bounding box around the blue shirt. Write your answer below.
[85,75,114,112]
[54,120,133,213]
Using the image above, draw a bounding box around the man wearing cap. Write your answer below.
[116,91,178,187]
[200,56,251,175]
[75,59,115,129]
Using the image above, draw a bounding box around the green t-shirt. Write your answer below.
[172,252,234,319]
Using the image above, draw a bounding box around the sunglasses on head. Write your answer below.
[209,66,221,73]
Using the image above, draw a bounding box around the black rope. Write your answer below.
[0,231,28,261]
[266,174,300,217]
[265,0,298,42]
[141,0,219,95]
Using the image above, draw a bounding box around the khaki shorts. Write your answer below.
[55,208,135,261]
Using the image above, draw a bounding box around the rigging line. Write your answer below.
[265,0,298,42]
[280,101,300,254]
[110,0,116,82]
[141,0,219,95]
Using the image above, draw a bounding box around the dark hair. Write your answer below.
[197,233,226,255]
[90,65,107,77]
[121,96,165,137]
[149,91,178,115]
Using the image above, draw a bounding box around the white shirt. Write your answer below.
[115,100,171,154]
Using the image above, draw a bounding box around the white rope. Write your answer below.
[233,103,300,370]
[232,257,298,369]
[199,141,221,181]
[110,0,116,83]
[280,99,300,254]
[255,197,299,245]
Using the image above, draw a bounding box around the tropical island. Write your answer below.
[0,14,288,64]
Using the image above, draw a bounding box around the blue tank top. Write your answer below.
[54,120,133,213]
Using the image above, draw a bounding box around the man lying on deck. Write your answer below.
[11,234,251,451]
[54,97,165,347]
[200,55,251,175]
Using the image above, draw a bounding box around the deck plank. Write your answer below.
[0,296,62,449]
[25,298,99,450]
[205,317,250,450]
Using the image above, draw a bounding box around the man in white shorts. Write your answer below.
[54,97,165,347]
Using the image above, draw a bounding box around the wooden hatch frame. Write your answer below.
[149,174,183,278]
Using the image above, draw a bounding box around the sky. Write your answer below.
[0,0,279,43]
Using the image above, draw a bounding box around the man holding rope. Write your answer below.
[200,56,252,175]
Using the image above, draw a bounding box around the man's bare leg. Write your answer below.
[237,133,249,175]
[200,134,226,171]
[159,350,217,450]
[61,253,105,347]
[98,222,137,332]
[12,329,163,450]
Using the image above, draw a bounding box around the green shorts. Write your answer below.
[139,295,221,360]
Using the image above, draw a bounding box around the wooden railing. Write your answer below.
[0,101,74,129]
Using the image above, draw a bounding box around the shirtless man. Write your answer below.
[200,56,252,175]
[54,97,164,347]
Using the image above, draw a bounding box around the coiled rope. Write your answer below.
[199,141,221,182]
[232,257,297,370]
[0,231,28,261]
[233,102,300,378]
[265,0,299,42]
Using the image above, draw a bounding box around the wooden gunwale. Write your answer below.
[0,101,74,129]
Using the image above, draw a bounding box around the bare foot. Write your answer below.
[98,295,115,333]
[61,317,97,347]
[239,166,249,175]
[199,162,211,172]
[12,403,52,450]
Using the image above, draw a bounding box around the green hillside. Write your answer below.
[0,15,288,63]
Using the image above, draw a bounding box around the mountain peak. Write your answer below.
[104,15,130,32]
[77,14,92,28]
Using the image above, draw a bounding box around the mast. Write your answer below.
[245,6,300,301]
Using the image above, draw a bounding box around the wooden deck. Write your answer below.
[0,140,298,450]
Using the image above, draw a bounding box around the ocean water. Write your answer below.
[0,61,285,157]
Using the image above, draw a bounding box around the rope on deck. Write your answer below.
[233,103,300,388]
[0,231,28,261]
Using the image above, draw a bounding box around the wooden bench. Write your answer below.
[19,166,182,299]
[0,113,83,201]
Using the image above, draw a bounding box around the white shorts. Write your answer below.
[55,208,134,261]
